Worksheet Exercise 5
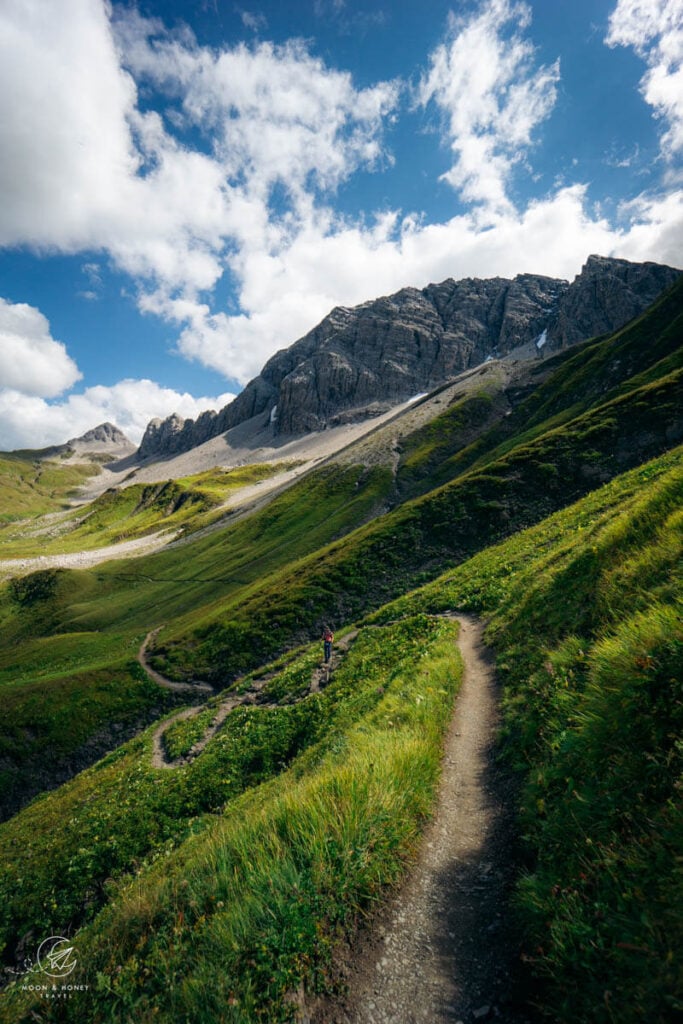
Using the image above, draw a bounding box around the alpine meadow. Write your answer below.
[0,256,680,1024]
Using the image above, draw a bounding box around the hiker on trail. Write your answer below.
[323,626,334,664]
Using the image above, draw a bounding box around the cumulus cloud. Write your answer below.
[0,0,138,249]
[151,184,683,387]
[0,295,235,451]
[0,0,681,432]
[0,379,236,451]
[606,0,683,161]
[113,12,399,202]
[417,0,560,211]
[0,298,81,397]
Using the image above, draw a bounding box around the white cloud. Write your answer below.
[238,9,268,33]
[606,0,683,160]
[0,0,139,249]
[0,0,681,441]
[156,184,683,387]
[0,379,236,451]
[417,0,560,211]
[0,0,400,320]
[114,14,399,202]
[0,298,81,397]
[0,295,235,450]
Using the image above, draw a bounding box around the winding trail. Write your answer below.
[141,615,528,1017]
[137,629,213,695]
[311,615,530,1024]
[144,629,358,770]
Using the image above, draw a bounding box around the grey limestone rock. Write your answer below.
[70,422,131,446]
[135,255,680,459]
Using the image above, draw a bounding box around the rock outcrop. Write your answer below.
[68,422,133,448]
[546,255,680,348]
[137,255,680,460]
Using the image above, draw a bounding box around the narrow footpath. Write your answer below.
[144,629,358,770]
[137,628,213,694]
[312,615,531,1024]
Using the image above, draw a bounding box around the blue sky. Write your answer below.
[0,0,681,449]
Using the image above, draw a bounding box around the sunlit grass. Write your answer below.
[1,617,462,1022]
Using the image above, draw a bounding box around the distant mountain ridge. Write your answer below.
[138,254,680,460]
[5,422,134,459]
[68,422,131,448]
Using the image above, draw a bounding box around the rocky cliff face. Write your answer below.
[546,255,680,348]
[61,422,135,459]
[137,255,680,459]
[68,422,132,447]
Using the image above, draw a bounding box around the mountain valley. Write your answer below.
[0,258,681,1024]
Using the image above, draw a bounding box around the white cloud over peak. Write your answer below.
[0,295,235,451]
[145,184,683,388]
[0,298,81,397]
[0,0,681,426]
[606,0,683,161]
[0,377,236,451]
[417,0,560,211]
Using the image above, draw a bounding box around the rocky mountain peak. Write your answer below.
[136,254,680,461]
[70,422,132,446]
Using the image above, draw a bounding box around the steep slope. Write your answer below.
[138,255,680,457]
[1,445,679,1024]
[147,279,682,683]
[369,451,682,1024]
[0,462,394,818]
[393,275,683,499]
[0,276,676,827]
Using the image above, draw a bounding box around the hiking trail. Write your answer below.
[137,629,213,695]
[309,614,531,1024]
[143,629,357,770]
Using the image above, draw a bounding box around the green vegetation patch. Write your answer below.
[0,463,290,560]
[162,707,213,761]
[0,463,394,812]
[370,447,683,1023]
[0,454,96,524]
[396,389,500,496]
[0,615,457,1008]
[0,657,180,821]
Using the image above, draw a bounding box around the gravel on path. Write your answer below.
[310,615,533,1024]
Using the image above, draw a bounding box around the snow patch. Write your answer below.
[535,329,548,350]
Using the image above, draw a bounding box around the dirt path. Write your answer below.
[0,530,179,580]
[149,630,359,770]
[137,629,213,695]
[312,615,530,1024]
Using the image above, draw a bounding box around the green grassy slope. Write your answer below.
[0,464,393,814]
[370,448,682,1023]
[0,615,462,1022]
[394,386,505,498]
[1,447,679,1023]
[0,454,97,523]
[155,358,681,683]
[0,464,287,558]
